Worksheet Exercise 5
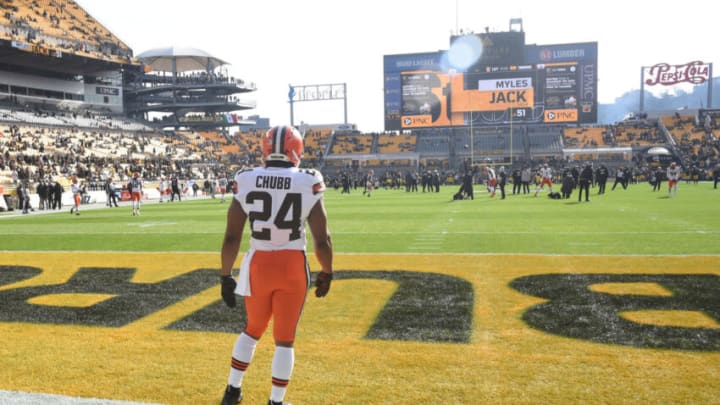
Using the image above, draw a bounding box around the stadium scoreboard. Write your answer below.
[384,36,597,130]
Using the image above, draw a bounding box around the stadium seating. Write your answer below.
[1,0,137,64]
[376,133,416,154]
[330,133,374,155]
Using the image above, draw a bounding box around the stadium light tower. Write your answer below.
[509,18,523,32]
[468,90,473,167]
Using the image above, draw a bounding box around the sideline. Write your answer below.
[0,194,214,219]
[0,390,163,405]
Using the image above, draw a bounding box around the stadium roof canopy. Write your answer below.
[646,146,671,155]
[136,46,228,73]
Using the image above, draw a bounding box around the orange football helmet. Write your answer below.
[262,126,303,166]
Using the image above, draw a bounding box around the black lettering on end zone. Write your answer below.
[170,270,474,343]
[0,265,42,286]
[509,274,720,351]
[0,266,219,327]
[0,266,473,343]
[342,271,474,343]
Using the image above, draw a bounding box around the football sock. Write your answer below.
[228,333,258,387]
[270,346,294,402]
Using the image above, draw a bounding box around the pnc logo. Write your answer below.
[402,115,432,128]
[544,109,578,122]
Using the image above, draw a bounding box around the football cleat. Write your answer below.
[268,401,292,405]
[221,385,242,405]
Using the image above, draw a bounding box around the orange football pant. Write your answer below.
[244,249,309,342]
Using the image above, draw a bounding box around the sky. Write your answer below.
[76,0,718,133]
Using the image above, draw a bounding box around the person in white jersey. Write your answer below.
[484,165,497,197]
[130,171,143,216]
[534,163,554,197]
[219,125,334,405]
[666,161,681,198]
[69,176,81,215]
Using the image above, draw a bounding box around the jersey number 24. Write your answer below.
[246,191,302,241]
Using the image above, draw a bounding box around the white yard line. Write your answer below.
[0,390,164,405]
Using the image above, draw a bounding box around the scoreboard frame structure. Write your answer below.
[383,39,598,131]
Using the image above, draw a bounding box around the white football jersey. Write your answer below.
[234,166,325,251]
[541,167,552,179]
[666,166,681,181]
[486,168,496,180]
[130,177,143,193]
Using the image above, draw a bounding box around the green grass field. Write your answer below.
[2,182,719,254]
[1,182,719,405]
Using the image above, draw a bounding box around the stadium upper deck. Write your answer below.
[0,0,136,66]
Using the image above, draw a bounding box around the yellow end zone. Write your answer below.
[0,252,718,405]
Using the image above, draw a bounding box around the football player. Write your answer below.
[484,165,497,197]
[534,163,554,197]
[666,161,681,198]
[219,125,334,405]
[69,176,81,215]
[130,171,143,216]
[363,169,375,197]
